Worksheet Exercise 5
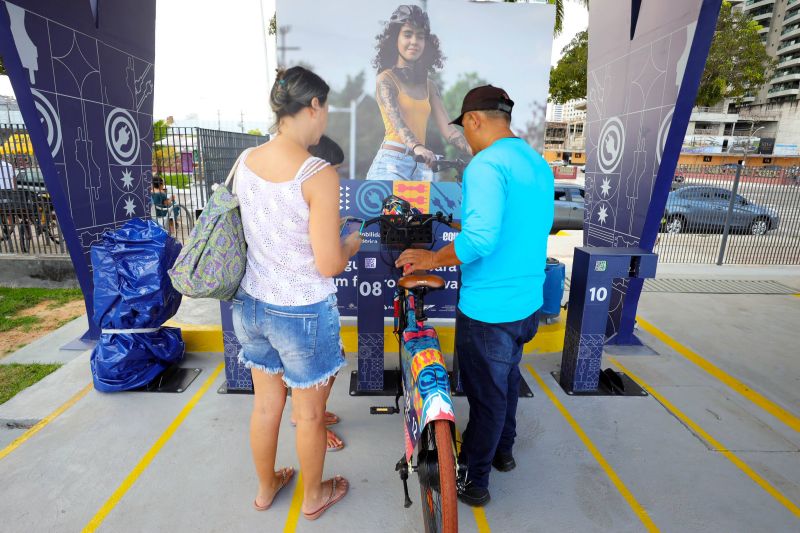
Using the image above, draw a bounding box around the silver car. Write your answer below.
[552,183,585,231]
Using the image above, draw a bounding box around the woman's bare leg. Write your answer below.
[250,368,291,507]
[292,379,346,511]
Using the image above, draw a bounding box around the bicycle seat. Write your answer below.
[399,274,445,291]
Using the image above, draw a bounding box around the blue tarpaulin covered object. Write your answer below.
[90,219,185,392]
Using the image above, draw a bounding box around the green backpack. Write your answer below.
[168,149,253,300]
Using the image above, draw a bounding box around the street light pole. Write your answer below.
[717,124,765,265]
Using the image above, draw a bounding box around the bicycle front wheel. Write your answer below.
[417,419,458,533]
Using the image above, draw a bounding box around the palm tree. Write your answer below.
[504,0,590,36]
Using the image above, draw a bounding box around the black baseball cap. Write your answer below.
[450,85,514,126]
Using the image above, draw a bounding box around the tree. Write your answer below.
[696,1,776,107]
[153,119,169,143]
[547,2,776,107]
[0,56,6,76]
[247,128,264,136]
[548,30,587,104]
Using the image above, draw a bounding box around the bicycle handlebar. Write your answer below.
[360,211,456,233]
[413,155,468,174]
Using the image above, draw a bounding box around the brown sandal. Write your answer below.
[253,467,295,511]
[302,476,349,520]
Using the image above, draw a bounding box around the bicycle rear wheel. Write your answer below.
[417,419,457,533]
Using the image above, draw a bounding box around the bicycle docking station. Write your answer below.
[553,247,657,396]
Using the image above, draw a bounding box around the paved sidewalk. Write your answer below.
[1,233,798,531]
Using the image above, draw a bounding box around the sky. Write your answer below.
[0,0,589,127]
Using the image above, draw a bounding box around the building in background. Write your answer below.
[0,94,24,125]
[546,102,564,122]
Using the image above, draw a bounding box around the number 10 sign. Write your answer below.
[559,247,658,393]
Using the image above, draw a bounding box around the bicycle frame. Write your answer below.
[397,289,455,461]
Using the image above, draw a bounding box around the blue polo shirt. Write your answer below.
[454,137,554,323]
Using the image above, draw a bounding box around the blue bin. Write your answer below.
[541,257,565,319]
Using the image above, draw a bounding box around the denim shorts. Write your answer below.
[232,288,346,389]
[365,142,436,182]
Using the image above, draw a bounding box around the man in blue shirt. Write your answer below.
[396,85,554,506]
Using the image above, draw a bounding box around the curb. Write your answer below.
[165,310,567,355]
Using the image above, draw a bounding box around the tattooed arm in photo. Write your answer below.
[429,80,471,156]
[376,72,436,165]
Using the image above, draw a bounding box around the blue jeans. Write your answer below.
[365,141,435,181]
[232,288,345,389]
[456,307,539,489]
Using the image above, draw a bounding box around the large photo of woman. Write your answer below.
[277,0,554,181]
[366,5,471,181]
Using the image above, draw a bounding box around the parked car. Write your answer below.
[662,185,779,235]
[15,165,47,194]
[552,183,585,232]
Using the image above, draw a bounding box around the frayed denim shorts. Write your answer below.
[232,288,345,389]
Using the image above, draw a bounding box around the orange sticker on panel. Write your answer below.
[393,181,430,212]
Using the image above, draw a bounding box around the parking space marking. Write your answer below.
[283,471,304,532]
[525,364,660,532]
[637,316,800,433]
[0,382,92,462]
[610,357,800,521]
[455,429,492,533]
[82,362,224,533]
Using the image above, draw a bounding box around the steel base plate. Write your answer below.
[138,366,202,393]
[348,370,402,396]
[551,370,648,397]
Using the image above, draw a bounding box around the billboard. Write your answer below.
[681,135,760,154]
[276,0,555,181]
[774,143,800,156]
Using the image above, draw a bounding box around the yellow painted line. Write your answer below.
[283,471,304,532]
[555,230,571,236]
[636,316,800,434]
[0,383,92,462]
[525,364,659,532]
[454,429,491,533]
[610,357,800,520]
[82,362,224,532]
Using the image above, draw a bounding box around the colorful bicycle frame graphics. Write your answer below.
[399,293,456,461]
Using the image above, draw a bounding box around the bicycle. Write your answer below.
[357,196,459,533]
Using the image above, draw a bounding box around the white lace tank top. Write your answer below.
[237,149,336,306]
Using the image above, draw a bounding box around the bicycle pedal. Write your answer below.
[370,406,399,415]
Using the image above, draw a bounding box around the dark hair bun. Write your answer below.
[270,66,330,120]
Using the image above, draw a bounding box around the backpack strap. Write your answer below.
[225,147,256,194]
[295,157,331,184]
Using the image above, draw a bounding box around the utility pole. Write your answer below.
[717,124,764,265]
[217,109,221,130]
[240,110,245,133]
[277,25,300,68]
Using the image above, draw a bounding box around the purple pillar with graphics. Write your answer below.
[582,0,722,345]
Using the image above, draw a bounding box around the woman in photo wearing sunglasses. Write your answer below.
[366,4,471,182]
